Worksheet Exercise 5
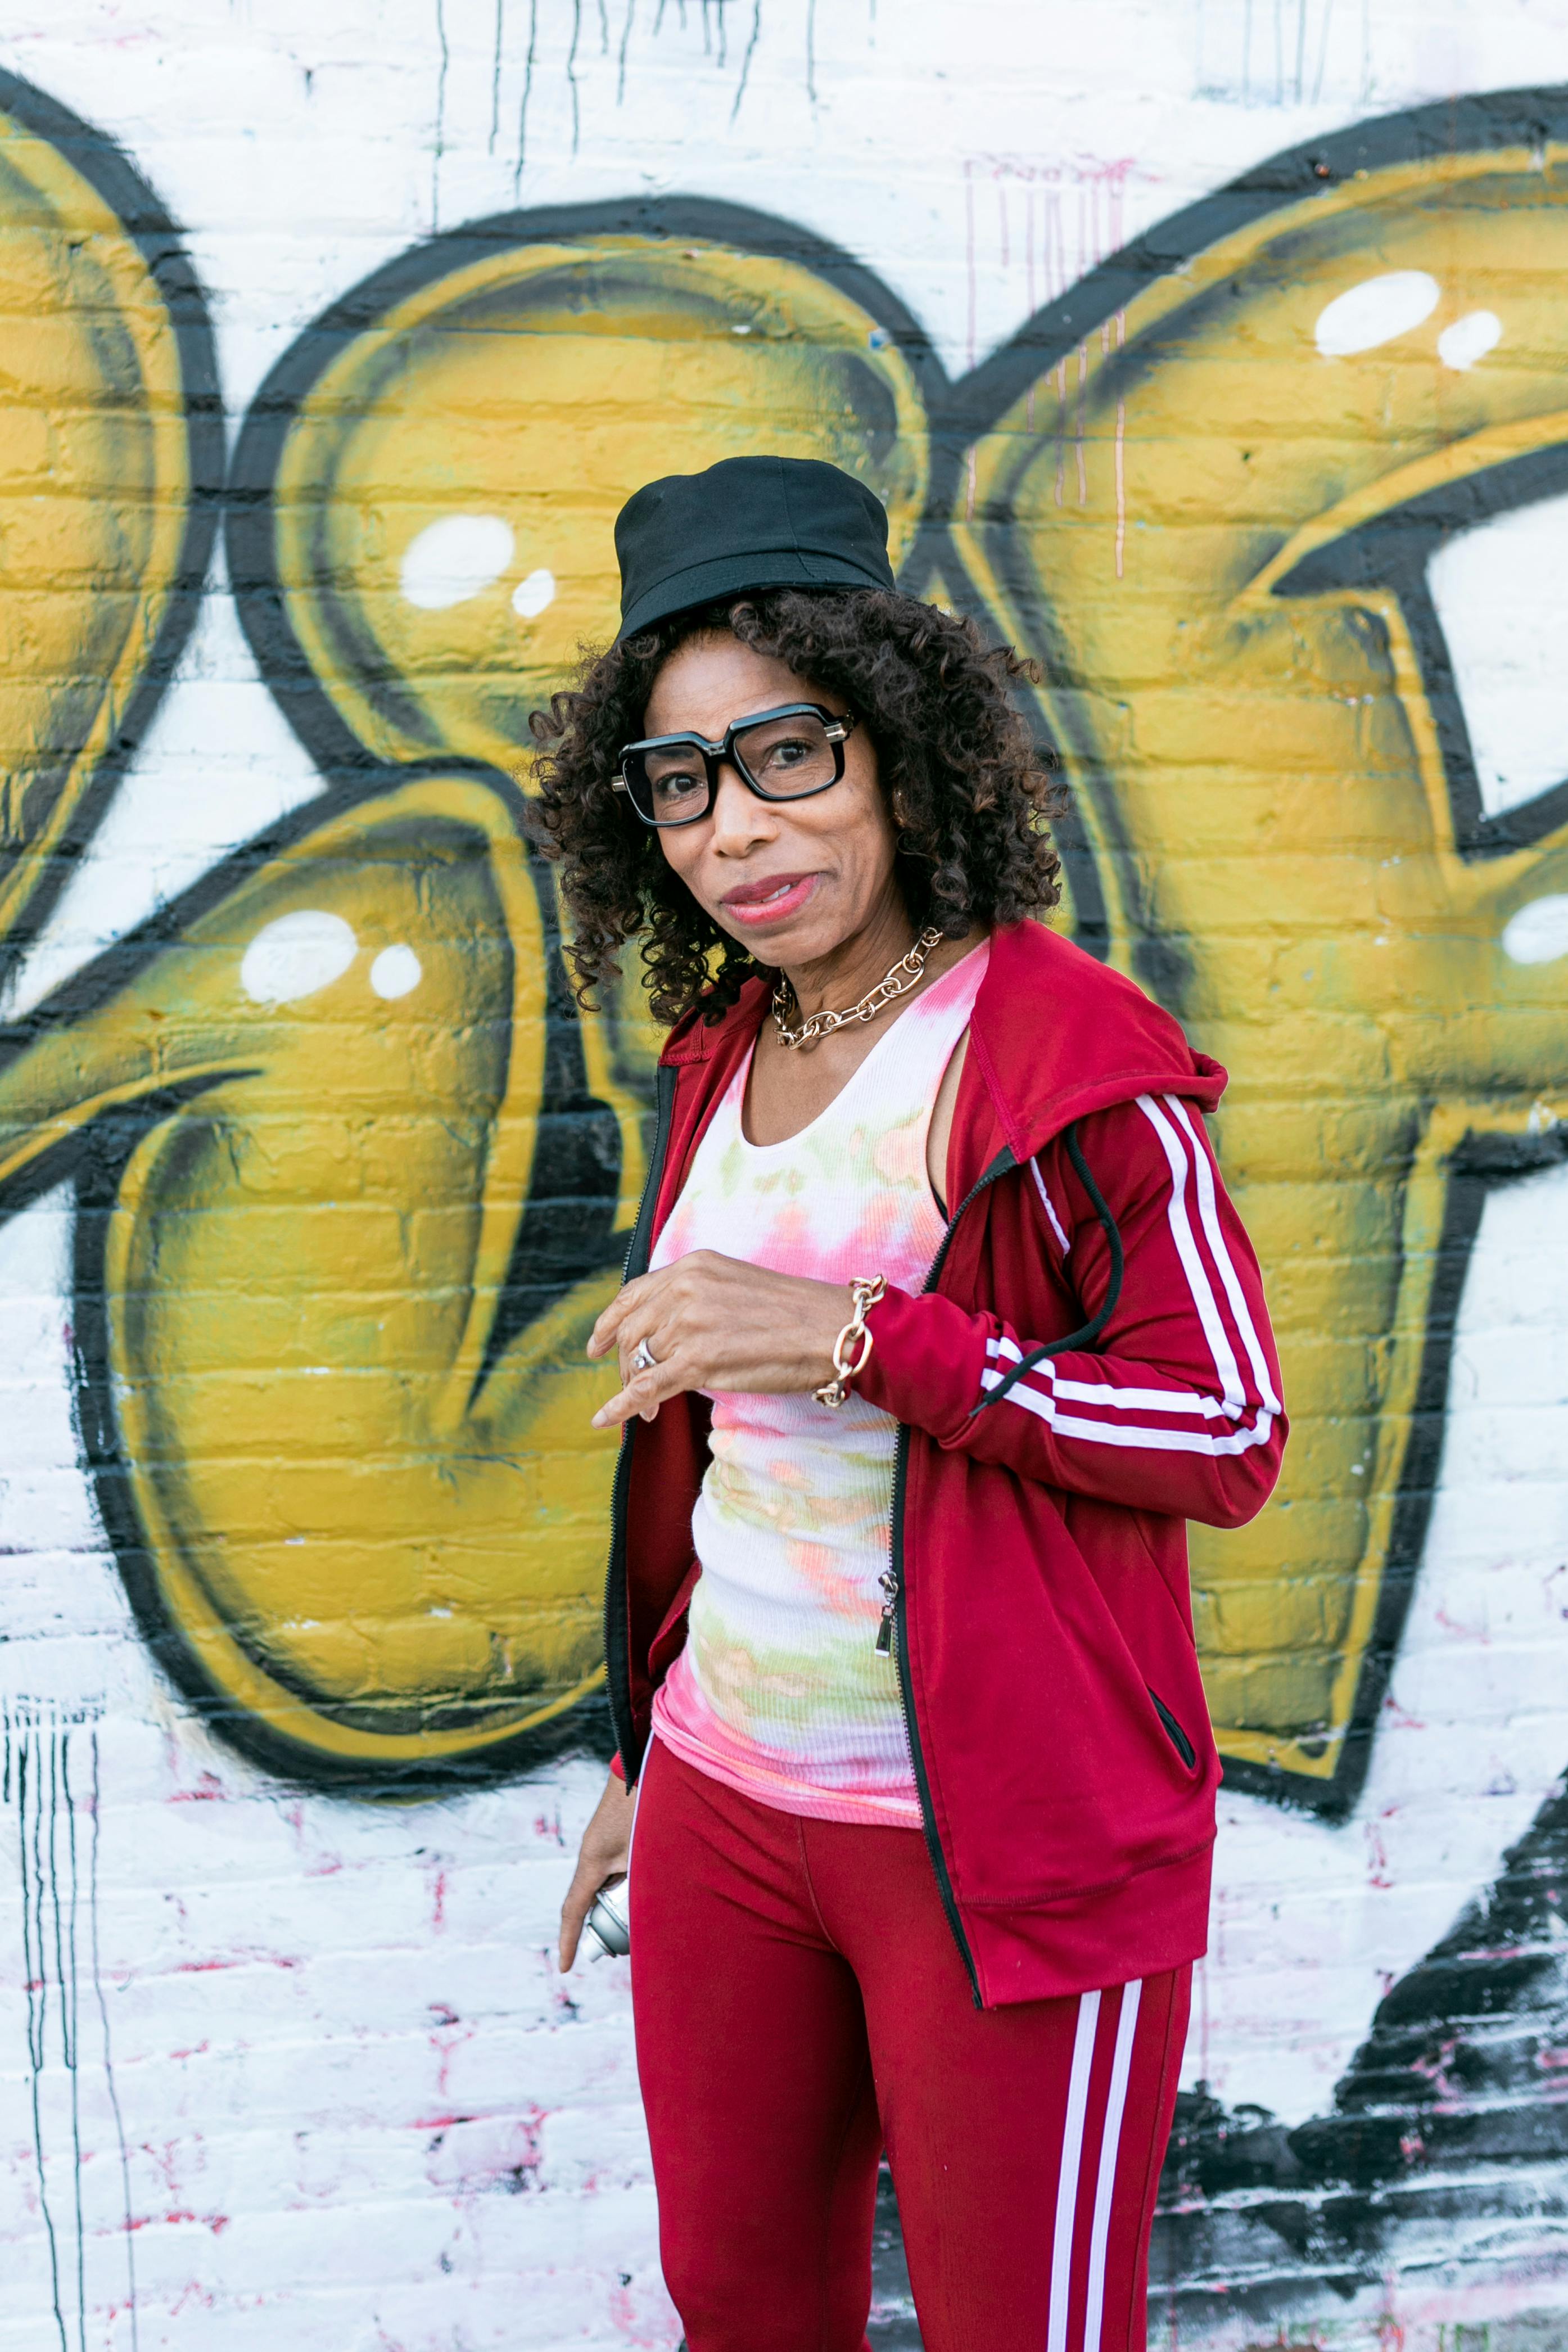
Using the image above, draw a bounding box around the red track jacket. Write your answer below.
[604,919,1286,2007]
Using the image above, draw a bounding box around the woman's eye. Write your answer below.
[651,768,704,802]
[761,736,811,769]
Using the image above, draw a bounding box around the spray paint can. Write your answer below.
[584,1875,630,1960]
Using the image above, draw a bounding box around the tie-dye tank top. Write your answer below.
[648,940,989,1828]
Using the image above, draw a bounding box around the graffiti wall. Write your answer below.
[2,3,1567,2343]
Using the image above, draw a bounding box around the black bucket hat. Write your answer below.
[613,454,896,640]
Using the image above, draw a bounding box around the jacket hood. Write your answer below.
[659,922,1226,1164]
[966,922,1226,1162]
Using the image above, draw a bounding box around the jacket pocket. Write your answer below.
[1148,1687,1196,1770]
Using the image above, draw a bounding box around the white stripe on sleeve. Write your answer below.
[977,1103,1279,1459]
[1031,1156,1073,1256]
[1134,1095,1244,1412]
[979,1356,1276,1455]
[1164,1096,1283,1418]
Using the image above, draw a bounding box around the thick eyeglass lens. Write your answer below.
[625,710,842,824]
[734,711,838,798]
[634,743,711,823]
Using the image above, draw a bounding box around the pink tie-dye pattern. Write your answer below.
[649,942,990,1828]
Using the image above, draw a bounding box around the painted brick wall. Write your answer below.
[2,5,1568,2346]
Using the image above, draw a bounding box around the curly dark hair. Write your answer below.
[527,586,1065,1027]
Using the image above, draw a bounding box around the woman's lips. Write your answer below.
[719,873,819,927]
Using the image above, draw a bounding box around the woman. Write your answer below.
[533,455,1285,2352]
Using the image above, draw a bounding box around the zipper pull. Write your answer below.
[875,1569,898,1655]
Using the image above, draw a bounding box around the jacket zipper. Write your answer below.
[603,1064,679,1781]
[883,1146,1017,2008]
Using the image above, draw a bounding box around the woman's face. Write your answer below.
[642,632,900,966]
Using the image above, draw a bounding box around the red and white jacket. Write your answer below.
[605,919,1285,2007]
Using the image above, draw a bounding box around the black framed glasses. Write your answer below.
[613,703,857,828]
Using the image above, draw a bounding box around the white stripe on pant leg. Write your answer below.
[1081,1980,1142,2352]
[1046,1989,1101,2352]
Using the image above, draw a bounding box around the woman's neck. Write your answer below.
[779,896,921,1021]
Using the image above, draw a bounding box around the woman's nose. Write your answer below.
[707,762,775,852]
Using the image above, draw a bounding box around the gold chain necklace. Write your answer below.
[771,926,943,1051]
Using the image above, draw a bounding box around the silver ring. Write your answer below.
[631,1337,658,1374]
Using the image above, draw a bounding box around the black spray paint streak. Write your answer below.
[15,1729,67,2352]
[52,1736,88,2351]
[498,0,815,176]
[433,0,450,228]
[90,1733,139,2352]
[730,0,760,121]
[617,0,636,102]
[514,0,539,191]
[6,1708,136,2352]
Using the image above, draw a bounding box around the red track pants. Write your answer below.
[629,1737,1190,2352]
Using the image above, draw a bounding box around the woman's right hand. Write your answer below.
[558,1768,639,1969]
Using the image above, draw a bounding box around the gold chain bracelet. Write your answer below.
[814,1274,888,1408]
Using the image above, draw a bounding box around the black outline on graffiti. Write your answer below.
[0,70,223,994]
[1277,440,1568,859]
[0,748,625,1793]
[1335,1128,1568,1807]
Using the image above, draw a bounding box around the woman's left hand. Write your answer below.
[587,1251,853,1428]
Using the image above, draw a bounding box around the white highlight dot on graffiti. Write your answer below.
[1314,271,1440,356]
[512,567,556,620]
[369,943,423,999]
[1502,896,1568,967]
[240,910,359,1005]
[400,514,515,610]
[1438,309,1503,371]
